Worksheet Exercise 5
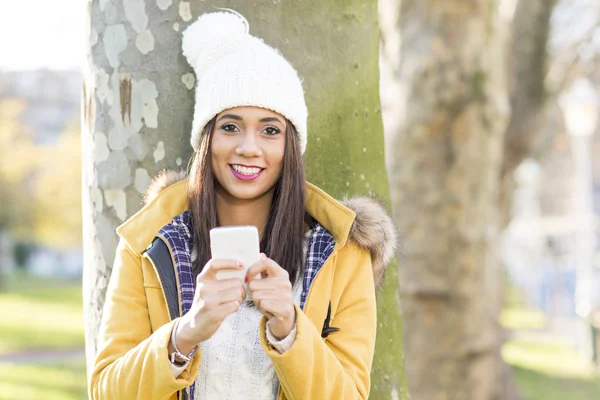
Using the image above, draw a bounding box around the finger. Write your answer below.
[215,286,246,306]
[199,258,243,280]
[253,297,274,319]
[199,281,245,305]
[197,277,244,291]
[250,289,285,302]
[247,276,291,292]
[262,309,275,320]
[247,257,288,281]
[257,298,293,321]
[209,299,242,322]
[251,289,290,315]
[195,279,242,303]
[246,255,270,281]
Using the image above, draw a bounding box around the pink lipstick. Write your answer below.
[229,165,264,181]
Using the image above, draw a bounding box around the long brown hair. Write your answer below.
[188,116,307,284]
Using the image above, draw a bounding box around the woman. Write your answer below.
[89,10,396,400]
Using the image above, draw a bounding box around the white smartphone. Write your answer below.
[210,225,260,301]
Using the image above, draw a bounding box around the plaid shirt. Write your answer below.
[157,211,336,400]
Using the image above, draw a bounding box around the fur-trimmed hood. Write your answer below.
[144,170,398,287]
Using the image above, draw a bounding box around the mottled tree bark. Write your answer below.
[383,1,510,399]
[500,0,557,227]
[81,0,194,380]
[503,0,556,177]
[82,1,409,397]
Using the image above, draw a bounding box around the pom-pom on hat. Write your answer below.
[182,9,308,153]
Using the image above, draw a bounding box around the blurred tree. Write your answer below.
[0,97,82,250]
[0,99,39,185]
[32,120,82,249]
[501,0,558,224]
[381,0,559,398]
[82,1,409,397]
[0,178,25,292]
[382,0,510,399]
[13,242,32,269]
[0,98,36,291]
[497,1,558,397]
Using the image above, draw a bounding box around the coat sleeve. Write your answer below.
[89,240,201,400]
[259,246,377,400]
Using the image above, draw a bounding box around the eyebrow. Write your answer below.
[216,114,283,124]
[217,114,242,121]
[259,117,283,124]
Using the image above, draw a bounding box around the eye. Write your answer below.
[263,126,281,136]
[220,123,239,133]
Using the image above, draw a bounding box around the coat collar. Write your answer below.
[117,170,398,287]
[117,179,356,256]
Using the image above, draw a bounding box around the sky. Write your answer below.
[0,0,83,71]
[0,0,598,72]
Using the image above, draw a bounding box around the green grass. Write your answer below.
[511,366,600,400]
[0,358,87,400]
[2,271,599,400]
[0,272,87,399]
[504,337,596,380]
[501,287,600,400]
[500,307,548,331]
[504,337,600,400]
[0,272,84,353]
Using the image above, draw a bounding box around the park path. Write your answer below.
[0,347,85,364]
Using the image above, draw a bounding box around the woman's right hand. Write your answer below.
[173,259,246,354]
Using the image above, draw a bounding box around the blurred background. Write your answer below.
[0,0,599,399]
[0,1,86,399]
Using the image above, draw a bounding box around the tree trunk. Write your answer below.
[81,0,193,380]
[0,230,11,292]
[383,1,510,399]
[495,2,557,398]
[82,1,409,396]
[500,0,557,228]
[502,0,558,179]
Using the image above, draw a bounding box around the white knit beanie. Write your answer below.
[182,10,308,154]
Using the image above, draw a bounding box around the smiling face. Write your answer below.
[210,106,287,202]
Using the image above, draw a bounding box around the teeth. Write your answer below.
[232,165,261,175]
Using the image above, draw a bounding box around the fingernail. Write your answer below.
[260,253,266,260]
[238,261,243,268]
[244,275,249,283]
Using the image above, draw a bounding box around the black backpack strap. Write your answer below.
[144,237,189,400]
[144,237,180,321]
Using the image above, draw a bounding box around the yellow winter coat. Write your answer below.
[89,173,396,400]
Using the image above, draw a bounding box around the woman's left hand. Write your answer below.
[246,254,296,339]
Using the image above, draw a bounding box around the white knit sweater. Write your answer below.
[192,280,303,400]
[170,232,310,399]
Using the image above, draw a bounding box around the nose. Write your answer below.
[235,130,262,157]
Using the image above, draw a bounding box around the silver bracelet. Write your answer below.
[169,319,197,365]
